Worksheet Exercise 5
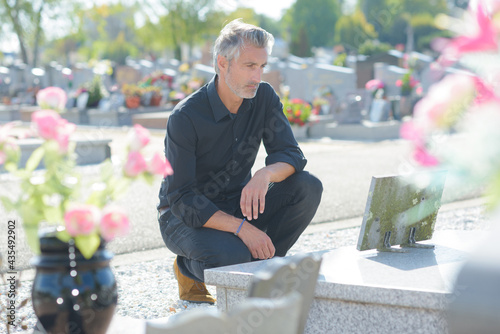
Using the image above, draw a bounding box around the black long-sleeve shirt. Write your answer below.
[157,75,307,228]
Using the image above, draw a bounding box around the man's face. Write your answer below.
[224,45,268,99]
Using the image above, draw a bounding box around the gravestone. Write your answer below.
[248,253,322,334]
[71,67,94,90]
[357,171,447,252]
[282,59,356,104]
[262,70,282,95]
[145,290,302,334]
[115,66,142,87]
[335,91,367,124]
[373,62,409,98]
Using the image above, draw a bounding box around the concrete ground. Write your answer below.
[0,125,482,271]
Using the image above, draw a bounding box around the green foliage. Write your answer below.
[290,26,312,57]
[0,0,66,66]
[358,40,392,56]
[333,53,347,67]
[0,0,461,64]
[81,75,108,108]
[153,0,218,60]
[359,0,449,52]
[334,9,377,52]
[287,0,341,52]
[101,31,138,65]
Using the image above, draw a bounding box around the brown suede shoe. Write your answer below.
[173,257,216,304]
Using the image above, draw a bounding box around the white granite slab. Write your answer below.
[205,230,487,334]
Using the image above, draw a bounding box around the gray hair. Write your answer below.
[213,19,274,75]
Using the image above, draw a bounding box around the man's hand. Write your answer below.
[203,211,275,260]
[240,162,296,220]
[240,169,270,220]
[237,221,275,259]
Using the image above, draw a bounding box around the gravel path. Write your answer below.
[0,205,492,333]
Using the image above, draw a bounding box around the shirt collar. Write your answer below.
[207,75,254,122]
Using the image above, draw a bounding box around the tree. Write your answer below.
[152,0,217,61]
[0,0,64,66]
[358,0,392,36]
[285,0,342,56]
[334,9,377,52]
[74,3,139,64]
[290,25,312,57]
[359,0,449,52]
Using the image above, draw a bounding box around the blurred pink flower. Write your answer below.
[473,76,500,105]
[100,206,130,241]
[409,77,419,88]
[64,204,100,237]
[400,121,425,145]
[396,79,403,87]
[415,85,423,96]
[445,2,498,57]
[32,110,76,153]
[36,87,67,112]
[365,79,385,91]
[148,152,173,177]
[32,110,60,140]
[413,74,475,128]
[413,145,439,167]
[128,124,151,152]
[124,151,148,177]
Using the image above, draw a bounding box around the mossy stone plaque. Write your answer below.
[357,171,447,252]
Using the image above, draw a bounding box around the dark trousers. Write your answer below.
[158,171,323,282]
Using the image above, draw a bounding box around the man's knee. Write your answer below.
[291,171,323,202]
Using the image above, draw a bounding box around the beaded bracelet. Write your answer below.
[234,218,246,236]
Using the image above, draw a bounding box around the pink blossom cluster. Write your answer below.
[395,76,419,89]
[36,87,68,112]
[437,1,500,65]
[401,1,500,167]
[365,79,385,91]
[64,204,129,241]
[31,110,76,153]
[124,124,173,177]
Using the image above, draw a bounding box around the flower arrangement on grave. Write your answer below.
[122,83,144,108]
[312,96,329,114]
[282,96,313,127]
[78,75,109,108]
[396,71,420,96]
[142,85,163,106]
[137,71,173,106]
[140,71,173,88]
[121,83,144,98]
[365,79,386,99]
[0,89,173,258]
[400,1,500,209]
